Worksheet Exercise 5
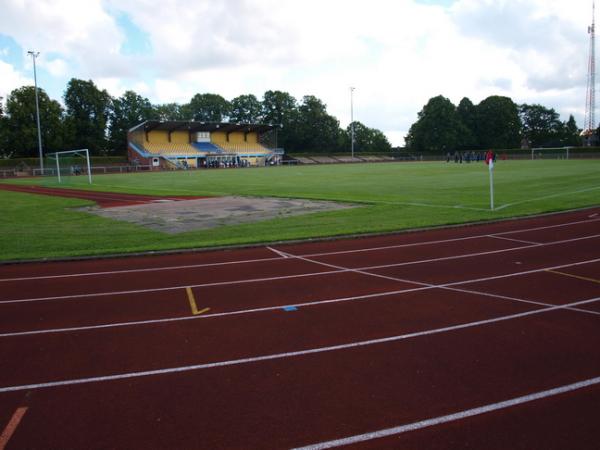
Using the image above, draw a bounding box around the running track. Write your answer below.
[1,208,600,449]
[0,184,206,207]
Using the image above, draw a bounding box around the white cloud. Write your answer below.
[43,58,69,77]
[0,60,31,100]
[0,0,593,145]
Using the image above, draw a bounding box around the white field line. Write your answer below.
[292,374,600,450]
[368,200,490,211]
[2,257,599,338]
[2,234,600,306]
[1,217,598,283]
[1,295,599,394]
[494,186,600,211]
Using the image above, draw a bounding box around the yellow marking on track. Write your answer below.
[546,269,600,285]
[186,287,210,315]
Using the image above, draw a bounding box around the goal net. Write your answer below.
[530,147,573,160]
[44,149,92,184]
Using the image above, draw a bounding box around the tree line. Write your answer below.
[405,95,582,152]
[0,79,392,158]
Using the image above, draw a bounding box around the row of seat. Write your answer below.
[141,141,270,156]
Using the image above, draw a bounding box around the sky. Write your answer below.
[0,0,594,146]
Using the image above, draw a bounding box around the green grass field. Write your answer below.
[1,160,598,261]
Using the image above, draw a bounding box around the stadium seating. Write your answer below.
[192,142,223,153]
[143,142,202,156]
[217,142,270,153]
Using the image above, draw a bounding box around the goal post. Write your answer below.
[530,147,573,160]
[46,149,92,184]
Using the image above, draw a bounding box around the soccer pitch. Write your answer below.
[1,160,599,261]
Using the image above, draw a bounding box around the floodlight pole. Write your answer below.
[28,50,44,175]
[350,87,355,159]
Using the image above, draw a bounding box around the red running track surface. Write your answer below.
[0,207,599,449]
[0,184,208,208]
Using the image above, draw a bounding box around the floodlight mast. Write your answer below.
[350,87,355,158]
[584,2,596,139]
[28,50,44,174]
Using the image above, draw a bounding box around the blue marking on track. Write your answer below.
[283,306,298,312]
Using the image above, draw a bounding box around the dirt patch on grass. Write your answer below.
[86,196,356,234]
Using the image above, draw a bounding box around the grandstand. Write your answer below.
[128,121,283,169]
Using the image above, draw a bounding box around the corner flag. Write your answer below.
[485,150,495,210]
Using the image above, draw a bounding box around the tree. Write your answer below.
[230,94,262,123]
[188,93,230,122]
[0,96,7,157]
[152,103,191,121]
[405,95,470,152]
[519,103,563,147]
[108,90,153,154]
[476,96,521,149]
[63,79,112,154]
[261,91,297,125]
[456,97,478,148]
[261,90,298,150]
[291,95,342,152]
[345,121,392,152]
[4,86,64,157]
[561,115,581,146]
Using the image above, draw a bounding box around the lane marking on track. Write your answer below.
[0,406,28,450]
[297,217,600,258]
[291,375,600,450]
[1,216,598,283]
[0,296,598,393]
[3,234,600,306]
[486,235,541,245]
[185,287,209,315]
[267,246,290,258]
[546,269,600,285]
[2,257,600,338]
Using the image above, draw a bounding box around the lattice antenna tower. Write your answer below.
[584,1,596,135]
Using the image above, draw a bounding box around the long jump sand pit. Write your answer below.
[87,196,356,233]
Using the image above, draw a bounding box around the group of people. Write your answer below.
[69,164,83,175]
[446,150,497,164]
[202,158,250,169]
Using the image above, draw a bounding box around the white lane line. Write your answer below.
[3,257,600,337]
[0,255,284,283]
[292,375,600,450]
[0,269,341,305]
[2,233,599,306]
[1,217,598,283]
[486,235,541,245]
[442,285,600,317]
[298,217,600,258]
[283,250,600,320]
[1,296,599,394]
[267,246,291,258]
[357,233,600,272]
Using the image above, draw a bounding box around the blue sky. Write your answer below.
[0,0,593,146]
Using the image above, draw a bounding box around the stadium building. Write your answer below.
[128,121,283,169]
